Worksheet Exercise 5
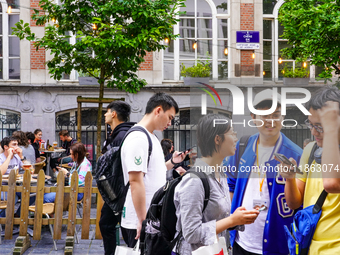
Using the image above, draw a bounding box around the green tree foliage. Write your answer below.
[180,61,211,77]
[278,0,340,80]
[12,0,184,158]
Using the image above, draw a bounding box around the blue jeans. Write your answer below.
[44,192,84,203]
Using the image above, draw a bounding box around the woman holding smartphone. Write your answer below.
[44,142,92,203]
[173,114,259,255]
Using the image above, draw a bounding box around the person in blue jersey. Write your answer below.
[223,89,303,255]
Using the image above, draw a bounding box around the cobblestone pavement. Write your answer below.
[1,208,125,254]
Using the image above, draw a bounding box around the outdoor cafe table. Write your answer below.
[39,148,66,177]
[1,173,52,184]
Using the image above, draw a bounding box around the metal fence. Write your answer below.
[55,109,106,167]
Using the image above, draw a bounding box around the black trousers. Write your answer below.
[121,227,137,248]
[99,203,121,255]
[233,241,262,255]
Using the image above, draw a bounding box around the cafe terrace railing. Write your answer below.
[0,170,104,255]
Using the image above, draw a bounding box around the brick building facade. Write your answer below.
[0,0,331,158]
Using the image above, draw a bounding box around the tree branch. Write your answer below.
[332,64,340,75]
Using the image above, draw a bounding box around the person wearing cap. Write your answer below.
[223,89,303,255]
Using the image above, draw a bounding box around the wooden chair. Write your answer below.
[34,156,46,174]
[28,203,57,250]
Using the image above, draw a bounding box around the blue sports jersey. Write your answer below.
[223,133,302,255]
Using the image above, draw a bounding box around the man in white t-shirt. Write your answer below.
[120,92,187,247]
[0,136,24,175]
[0,136,25,217]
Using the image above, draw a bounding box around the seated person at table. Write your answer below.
[44,142,92,203]
[12,131,36,164]
[50,130,77,175]
[26,132,41,163]
[0,137,24,176]
[0,137,34,217]
[33,128,45,151]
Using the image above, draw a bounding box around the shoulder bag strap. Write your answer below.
[237,135,251,169]
[308,142,319,167]
[313,189,328,214]
[186,170,210,211]
[120,126,153,189]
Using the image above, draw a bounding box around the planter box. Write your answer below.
[283,78,309,86]
[78,77,99,85]
[183,77,210,86]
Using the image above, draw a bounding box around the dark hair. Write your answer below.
[70,142,87,167]
[145,93,179,115]
[107,101,131,122]
[34,129,42,135]
[161,139,173,157]
[305,86,340,111]
[254,100,281,110]
[58,130,70,137]
[26,132,36,144]
[12,131,29,147]
[1,136,18,150]
[197,114,231,157]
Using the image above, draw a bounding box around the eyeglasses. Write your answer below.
[304,119,323,133]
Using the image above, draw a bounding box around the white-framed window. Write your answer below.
[0,109,21,139]
[1,0,20,80]
[163,0,230,81]
[263,0,322,81]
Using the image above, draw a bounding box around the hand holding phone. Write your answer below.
[274,153,302,175]
[178,145,196,156]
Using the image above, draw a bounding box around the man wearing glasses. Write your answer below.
[224,89,303,255]
[280,86,340,255]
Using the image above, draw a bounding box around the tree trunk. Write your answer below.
[96,67,105,160]
[96,82,104,160]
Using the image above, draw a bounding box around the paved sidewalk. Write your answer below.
[1,208,125,254]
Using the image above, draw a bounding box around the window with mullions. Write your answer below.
[263,2,319,81]
[0,0,20,80]
[164,0,229,81]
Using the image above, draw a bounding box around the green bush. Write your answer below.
[180,61,211,77]
[282,65,309,78]
[78,69,100,77]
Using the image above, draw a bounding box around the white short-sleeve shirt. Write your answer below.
[0,153,23,174]
[120,125,167,229]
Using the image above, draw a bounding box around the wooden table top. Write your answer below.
[2,174,51,184]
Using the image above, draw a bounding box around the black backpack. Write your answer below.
[140,170,210,255]
[95,126,152,213]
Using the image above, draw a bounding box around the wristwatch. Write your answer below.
[21,156,26,161]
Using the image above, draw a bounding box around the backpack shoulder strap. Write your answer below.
[186,171,210,211]
[237,135,251,169]
[313,189,328,214]
[308,142,318,167]
[121,126,153,165]
[120,126,153,189]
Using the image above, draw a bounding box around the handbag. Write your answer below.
[284,189,327,255]
[192,236,228,255]
[115,239,140,255]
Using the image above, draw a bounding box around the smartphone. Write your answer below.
[178,145,196,156]
[274,153,302,174]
